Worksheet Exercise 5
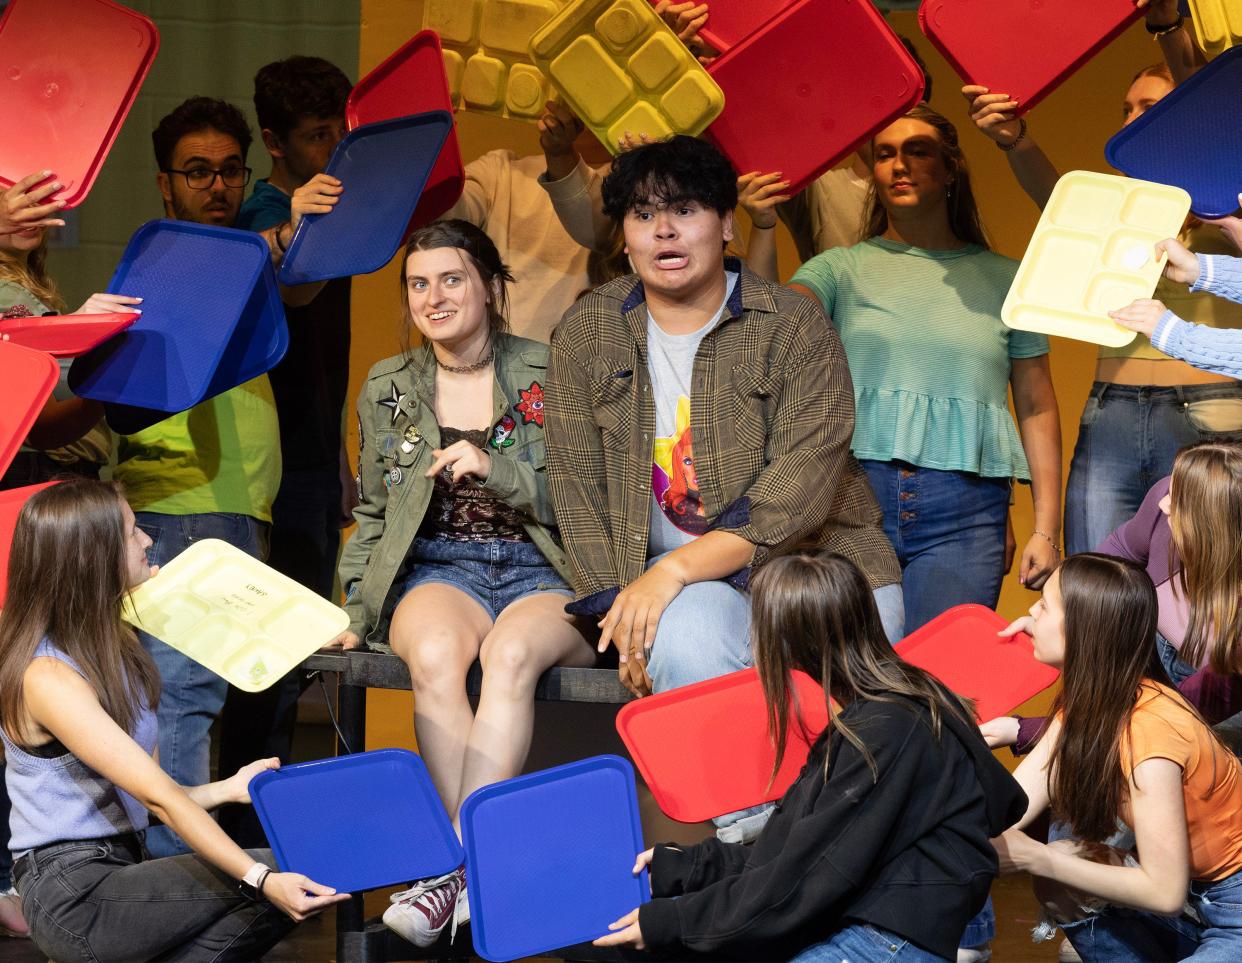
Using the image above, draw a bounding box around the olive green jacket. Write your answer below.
[339,334,568,644]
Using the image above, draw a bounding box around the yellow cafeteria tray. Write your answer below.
[1189,0,1242,58]
[123,539,349,692]
[1002,171,1191,347]
[529,0,725,151]
[423,0,567,121]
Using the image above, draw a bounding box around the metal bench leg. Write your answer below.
[336,680,369,960]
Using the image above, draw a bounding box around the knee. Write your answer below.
[479,631,542,695]
[393,623,475,693]
[646,583,750,691]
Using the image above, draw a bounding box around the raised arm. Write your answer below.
[735,172,790,283]
[1139,0,1206,84]
[959,85,1059,211]
[538,101,612,252]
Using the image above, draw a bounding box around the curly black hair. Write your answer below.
[600,135,738,224]
[152,97,252,170]
[253,56,351,140]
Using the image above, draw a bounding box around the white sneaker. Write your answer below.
[382,867,465,948]
[956,945,991,963]
[1058,937,1083,962]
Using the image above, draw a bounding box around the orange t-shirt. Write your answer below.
[1120,682,1242,881]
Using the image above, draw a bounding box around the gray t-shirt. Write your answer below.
[646,272,739,557]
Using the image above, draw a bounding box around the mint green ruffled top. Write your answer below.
[791,238,1048,481]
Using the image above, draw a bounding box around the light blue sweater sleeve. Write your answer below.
[1150,254,1242,380]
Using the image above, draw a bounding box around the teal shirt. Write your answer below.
[791,238,1048,480]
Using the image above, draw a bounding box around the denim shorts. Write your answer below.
[398,536,571,621]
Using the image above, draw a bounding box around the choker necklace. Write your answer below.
[436,345,494,374]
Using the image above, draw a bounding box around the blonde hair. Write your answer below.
[1170,441,1242,674]
[0,239,65,313]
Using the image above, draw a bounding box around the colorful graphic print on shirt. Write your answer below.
[652,395,708,536]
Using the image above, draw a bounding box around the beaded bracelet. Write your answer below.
[998,117,1028,153]
[1033,529,1061,555]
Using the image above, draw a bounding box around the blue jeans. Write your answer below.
[1065,382,1242,555]
[133,511,269,857]
[791,923,950,962]
[1062,866,1242,961]
[861,461,1009,635]
[1157,633,1197,685]
[644,560,904,695]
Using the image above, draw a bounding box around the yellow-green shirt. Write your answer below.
[114,376,281,522]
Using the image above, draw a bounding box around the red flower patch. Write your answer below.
[515,381,545,427]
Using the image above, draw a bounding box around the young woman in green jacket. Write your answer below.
[332,220,593,946]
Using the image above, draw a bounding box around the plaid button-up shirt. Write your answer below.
[546,260,899,615]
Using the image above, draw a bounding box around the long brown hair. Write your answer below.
[0,238,66,313]
[0,480,160,743]
[1168,440,1242,674]
[1046,554,1180,841]
[397,219,514,359]
[751,553,975,783]
[860,103,990,249]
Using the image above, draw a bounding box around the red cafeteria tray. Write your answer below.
[0,482,57,607]
[645,0,793,53]
[0,313,136,358]
[706,0,924,196]
[346,30,464,231]
[919,0,1142,117]
[0,340,59,479]
[616,667,830,823]
[894,604,1060,722]
[0,0,159,208]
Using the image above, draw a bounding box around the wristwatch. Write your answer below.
[239,862,271,901]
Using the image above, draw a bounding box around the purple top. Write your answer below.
[1015,476,1242,751]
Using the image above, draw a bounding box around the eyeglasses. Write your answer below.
[162,165,252,191]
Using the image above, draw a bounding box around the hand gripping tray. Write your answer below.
[278,112,454,286]
[644,0,794,54]
[529,0,725,152]
[0,339,59,477]
[895,604,1060,722]
[122,539,349,692]
[69,220,286,412]
[0,313,136,358]
[347,30,465,228]
[918,0,1141,117]
[1002,171,1191,347]
[1105,46,1242,220]
[460,755,648,962]
[706,0,925,196]
[616,667,830,823]
[0,0,158,207]
[249,749,464,893]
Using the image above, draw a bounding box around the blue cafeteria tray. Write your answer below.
[249,748,463,894]
[68,220,285,411]
[1105,46,1242,219]
[278,111,454,285]
[459,755,648,962]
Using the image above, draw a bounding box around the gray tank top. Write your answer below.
[1,640,157,858]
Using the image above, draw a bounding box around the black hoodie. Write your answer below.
[638,693,1028,960]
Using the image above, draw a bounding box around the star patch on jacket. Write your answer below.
[377,380,407,426]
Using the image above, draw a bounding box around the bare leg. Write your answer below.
[453,593,593,825]
[389,583,492,816]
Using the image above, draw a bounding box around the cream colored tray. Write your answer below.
[529,0,725,151]
[1002,171,1190,347]
[1190,0,1242,58]
[123,539,348,692]
[423,0,567,121]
